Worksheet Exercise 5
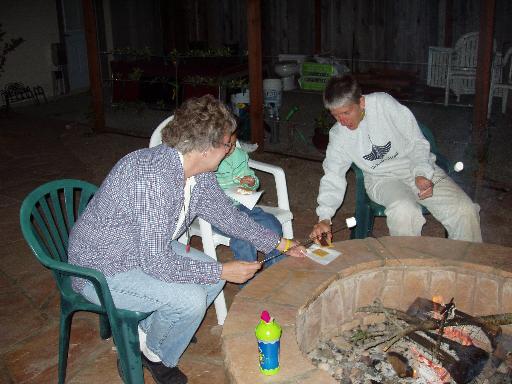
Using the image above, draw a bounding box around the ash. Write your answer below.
[307,320,512,384]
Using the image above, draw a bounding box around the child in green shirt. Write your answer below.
[214,133,284,269]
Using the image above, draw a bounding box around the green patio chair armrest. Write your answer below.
[43,258,119,313]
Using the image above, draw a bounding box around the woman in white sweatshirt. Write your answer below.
[309,75,482,243]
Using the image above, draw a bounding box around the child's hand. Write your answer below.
[239,176,255,187]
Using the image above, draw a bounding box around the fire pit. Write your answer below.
[221,237,512,383]
[309,296,511,383]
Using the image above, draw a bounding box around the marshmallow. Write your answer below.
[454,161,464,172]
[345,217,357,228]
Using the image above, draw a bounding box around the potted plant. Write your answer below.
[112,67,143,102]
[312,110,335,152]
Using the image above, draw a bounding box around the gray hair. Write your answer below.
[161,95,236,153]
[323,75,362,109]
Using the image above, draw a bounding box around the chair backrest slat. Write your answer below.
[37,195,67,260]
[31,203,63,261]
[49,189,71,252]
[64,187,76,232]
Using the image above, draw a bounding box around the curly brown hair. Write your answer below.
[161,95,236,153]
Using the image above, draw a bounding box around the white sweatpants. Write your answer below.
[367,166,482,242]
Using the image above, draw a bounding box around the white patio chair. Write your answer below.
[427,32,500,106]
[149,116,294,325]
[444,32,480,105]
[488,47,512,117]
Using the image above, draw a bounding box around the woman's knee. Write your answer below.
[386,200,423,221]
[186,286,208,313]
[159,286,208,318]
[458,199,480,218]
[385,200,425,235]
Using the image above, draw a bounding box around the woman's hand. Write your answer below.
[416,176,433,200]
[309,220,332,245]
[220,261,262,284]
[276,238,307,258]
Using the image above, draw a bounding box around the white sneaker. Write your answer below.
[138,326,161,363]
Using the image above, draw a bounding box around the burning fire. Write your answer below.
[431,295,444,319]
[431,296,475,346]
[410,346,452,383]
[438,326,474,346]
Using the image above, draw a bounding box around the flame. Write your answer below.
[439,326,474,346]
[432,295,444,319]
[411,346,452,383]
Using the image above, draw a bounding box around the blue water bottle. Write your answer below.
[255,310,282,375]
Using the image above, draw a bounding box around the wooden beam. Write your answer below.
[314,0,322,54]
[443,0,453,47]
[247,0,264,149]
[82,0,105,133]
[160,1,173,53]
[472,0,496,198]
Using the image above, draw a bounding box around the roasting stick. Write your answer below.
[418,162,464,198]
[260,217,357,264]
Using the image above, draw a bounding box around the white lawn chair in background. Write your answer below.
[427,32,501,106]
[444,32,480,106]
[149,116,294,325]
[488,47,512,117]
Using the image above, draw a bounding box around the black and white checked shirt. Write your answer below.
[68,144,280,292]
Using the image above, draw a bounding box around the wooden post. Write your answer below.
[472,0,496,199]
[160,1,173,54]
[443,0,453,47]
[314,0,322,54]
[82,0,105,133]
[247,0,264,150]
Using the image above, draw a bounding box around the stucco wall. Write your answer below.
[1,1,60,97]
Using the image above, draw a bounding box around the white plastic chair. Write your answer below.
[427,32,501,106]
[444,32,481,105]
[488,47,512,117]
[149,116,294,325]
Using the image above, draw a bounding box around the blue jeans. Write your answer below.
[214,205,284,267]
[81,241,225,368]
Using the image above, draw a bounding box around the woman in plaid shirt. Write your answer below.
[68,95,305,383]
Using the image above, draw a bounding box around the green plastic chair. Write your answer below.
[350,123,450,239]
[19,179,150,383]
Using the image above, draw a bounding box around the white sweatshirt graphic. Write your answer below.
[316,92,436,222]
